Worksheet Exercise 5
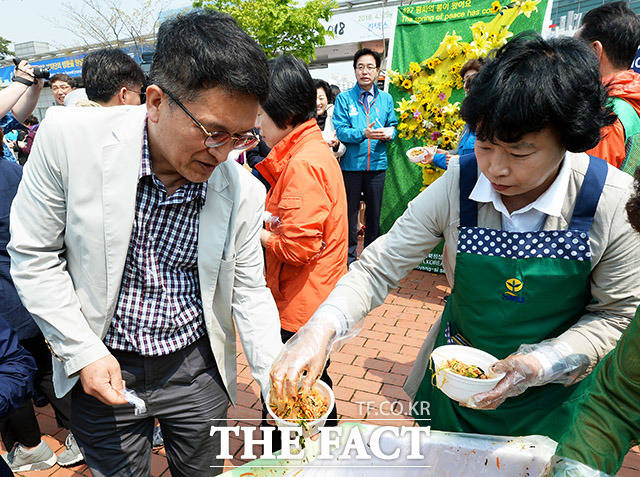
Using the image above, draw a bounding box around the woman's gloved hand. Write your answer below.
[468,353,543,409]
[467,340,589,410]
[269,304,363,401]
[269,318,336,400]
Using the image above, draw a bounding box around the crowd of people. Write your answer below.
[1,2,640,476]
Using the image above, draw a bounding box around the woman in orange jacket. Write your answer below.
[256,56,348,435]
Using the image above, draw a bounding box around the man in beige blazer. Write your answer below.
[8,10,282,477]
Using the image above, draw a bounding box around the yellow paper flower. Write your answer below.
[490,1,501,13]
[520,0,539,17]
[409,62,422,73]
[402,79,413,89]
[470,22,488,40]
[441,31,463,54]
[450,63,463,75]
[397,98,412,113]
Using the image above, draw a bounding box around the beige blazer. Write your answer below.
[320,153,640,398]
[8,105,284,401]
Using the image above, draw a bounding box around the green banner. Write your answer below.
[381,0,549,273]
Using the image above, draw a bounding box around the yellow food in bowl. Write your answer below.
[443,358,488,379]
[269,387,329,422]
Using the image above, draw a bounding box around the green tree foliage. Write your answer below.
[193,0,336,60]
[0,36,14,56]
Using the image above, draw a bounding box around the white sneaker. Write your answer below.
[2,441,57,472]
[56,432,84,467]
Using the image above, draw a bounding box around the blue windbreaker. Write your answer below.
[332,84,398,171]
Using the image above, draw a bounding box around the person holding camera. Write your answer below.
[1,60,43,162]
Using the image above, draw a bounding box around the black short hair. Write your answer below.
[49,74,74,87]
[353,48,381,69]
[330,84,341,103]
[24,115,39,126]
[150,10,268,103]
[82,48,145,103]
[580,1,640,70]
[461,33,616,152]
[314,78,332,103]
[263,56,316,129]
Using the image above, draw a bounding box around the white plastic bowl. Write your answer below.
[430,345,505,405]
[406,145,437,163]
[380,126,395,139]
[406,146,427,163]
[266,380,335,437]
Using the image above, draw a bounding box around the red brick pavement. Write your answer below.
[6,270,640,476]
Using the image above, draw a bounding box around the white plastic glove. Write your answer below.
[543,455,613,477]
[269,304,360,400]
[469,340,589,410]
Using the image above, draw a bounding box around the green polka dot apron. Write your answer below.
[413,154,608,441]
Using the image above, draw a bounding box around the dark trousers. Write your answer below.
[71,336,229,477]
[342,170,386,265]
[0,333,72,450]
[261,328,338,451]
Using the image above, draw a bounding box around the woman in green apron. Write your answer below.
[270,34,640,440]
[545,175,640,476]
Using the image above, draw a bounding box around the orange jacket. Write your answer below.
[589,70,640,169]
[256,119,348,332]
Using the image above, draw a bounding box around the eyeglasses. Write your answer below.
[162,88,259,150]
[126,88,146,104]
[356,65,378,72]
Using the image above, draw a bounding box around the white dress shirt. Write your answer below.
[469,155,572,232]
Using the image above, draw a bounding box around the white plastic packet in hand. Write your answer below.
[120,388,147,415]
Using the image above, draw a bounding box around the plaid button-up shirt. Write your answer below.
[104,126,208,356]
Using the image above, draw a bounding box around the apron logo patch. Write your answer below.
[502,278,525,303]
[349,105,359,116]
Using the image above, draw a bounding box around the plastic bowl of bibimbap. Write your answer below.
[430,345,505,405]
[266,380,335,437]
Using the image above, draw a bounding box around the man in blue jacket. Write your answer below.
[333,48,398,265]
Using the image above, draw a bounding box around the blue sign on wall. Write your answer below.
[0,45,154,87]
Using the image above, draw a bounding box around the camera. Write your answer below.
[12,57,50,80]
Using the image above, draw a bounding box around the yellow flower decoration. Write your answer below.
[391,0,540,191]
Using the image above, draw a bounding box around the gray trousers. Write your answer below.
[71,337,229,477]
